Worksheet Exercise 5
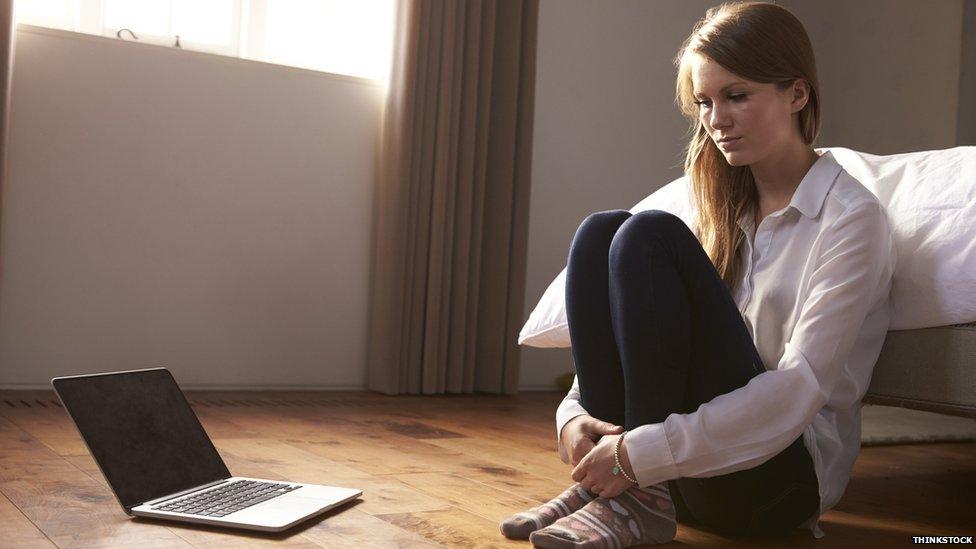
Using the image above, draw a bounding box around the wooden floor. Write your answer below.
[0,390,972,548]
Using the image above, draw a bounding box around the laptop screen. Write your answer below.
[53,368,231,511]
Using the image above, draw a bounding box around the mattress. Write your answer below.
[864,322,976,418]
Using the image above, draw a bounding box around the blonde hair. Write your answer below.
[674,1,821,292]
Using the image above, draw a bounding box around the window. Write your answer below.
[14,0,396,83]
[15,0,75,31]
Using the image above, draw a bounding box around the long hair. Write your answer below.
[674,1,821,292]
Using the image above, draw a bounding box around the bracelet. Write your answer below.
[612,431,638,484]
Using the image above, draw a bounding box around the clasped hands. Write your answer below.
[560,414,638,499]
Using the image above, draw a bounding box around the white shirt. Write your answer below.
[555,151,896,539]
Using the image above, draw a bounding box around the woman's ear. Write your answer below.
[791,78,810,113]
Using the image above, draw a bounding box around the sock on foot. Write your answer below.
[500,483,595,540]
[529,482,677,548]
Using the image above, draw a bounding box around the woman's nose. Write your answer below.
[709,104,732,129]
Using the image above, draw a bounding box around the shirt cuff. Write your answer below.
[555,402,588,464]
[625,422,680,487]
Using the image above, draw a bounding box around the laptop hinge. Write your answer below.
[135,478,232,510]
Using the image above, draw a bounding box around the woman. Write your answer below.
[500,2,895,547]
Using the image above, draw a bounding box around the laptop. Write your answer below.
[51,367,362,532]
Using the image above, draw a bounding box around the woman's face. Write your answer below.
[690,54,807,167]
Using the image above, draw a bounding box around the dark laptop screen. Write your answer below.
[53,368,230,511]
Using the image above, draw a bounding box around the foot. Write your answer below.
[529,482,677,548]
[500,483,595,539]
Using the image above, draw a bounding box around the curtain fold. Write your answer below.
[0,0,13,307]
[367,0,538,395]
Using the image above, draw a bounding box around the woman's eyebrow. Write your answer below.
[694,81,749,98]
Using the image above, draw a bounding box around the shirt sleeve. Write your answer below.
[555,374,588,464]
[624,201,894,488]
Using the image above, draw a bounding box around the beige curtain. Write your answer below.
[367,0,539,395]
[0,0,12,301]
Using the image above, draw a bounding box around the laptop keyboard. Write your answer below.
[151,480,300,517]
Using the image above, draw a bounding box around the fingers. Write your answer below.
[571,462,585,482]
[588,478,629,499]
[571,438,595,466]
[578,474,596,493]
[571,449,592,482]
[585,418,624,436]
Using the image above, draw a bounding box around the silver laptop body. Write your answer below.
[52,367,362,532]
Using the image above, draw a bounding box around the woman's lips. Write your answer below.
[719,137,741,149]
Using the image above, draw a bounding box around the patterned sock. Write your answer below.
[500,483,595,540]
[528,482,677,548]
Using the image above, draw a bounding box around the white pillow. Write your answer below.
[519,146,976,348]
[824,146,976,329]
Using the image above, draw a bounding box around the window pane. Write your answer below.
[264,0,395,81]
[104,0,170,36]
[15,0,74,30]
[172,0,233,46]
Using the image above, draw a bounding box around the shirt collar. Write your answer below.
[736,150,843,231]
[788,150,843,219]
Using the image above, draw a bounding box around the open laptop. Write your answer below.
[52,367,362,532]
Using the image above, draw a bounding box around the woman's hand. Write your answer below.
[560,414,624,466]
[571,433,637,499]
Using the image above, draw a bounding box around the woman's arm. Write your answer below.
[623,200,895,487]
[555,374,587,463]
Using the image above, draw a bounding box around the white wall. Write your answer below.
[0,25,384,389]
[958,0,976,145]
[518,0,968,389]
[784,0,963,153]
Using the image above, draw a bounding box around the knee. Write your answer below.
[571,209,631,253]
[618,209,689,241]
[609,210,691,257]
[578,209,631,235]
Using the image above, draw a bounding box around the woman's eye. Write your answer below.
[694,94,746,108]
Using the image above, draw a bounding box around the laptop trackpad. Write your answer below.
[230,494,329,527]
[289,485,361,502]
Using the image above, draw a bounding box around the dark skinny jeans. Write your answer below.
[565,209,819,538]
